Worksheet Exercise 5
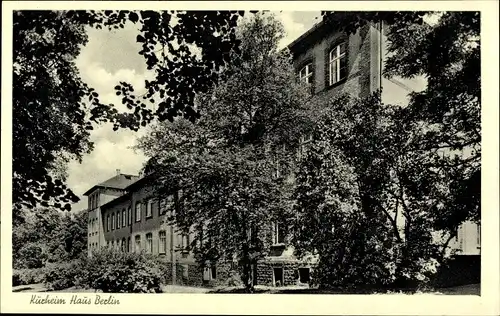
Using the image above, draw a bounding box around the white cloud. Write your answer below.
[68,28,156,210]
[275,11,308,49]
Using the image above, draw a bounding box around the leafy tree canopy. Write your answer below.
[136,13,312,292]
[13,10,249,214]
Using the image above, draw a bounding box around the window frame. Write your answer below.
[121,238,127,252]
[181,232,190,253]
[135,202,142,222]
[328,41,347,86]
[272,221,286,245]
[135,235,141,253]
[146,232,153,254]
[146,199,153,218]
[159,230,167,254]
[298,62,313,85]
[122,209,126,227]
[128,206,132,225]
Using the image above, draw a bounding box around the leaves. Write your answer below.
[13,10,250,213]
[136,13,307,291]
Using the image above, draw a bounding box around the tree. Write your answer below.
[136,13,312,292]
[13,208,88,268]
[321,11,481,228]
[293,91,474,289]
[13,10,249,215]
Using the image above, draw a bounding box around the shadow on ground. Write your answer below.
[208,283,480,295]
[13,283,480,295]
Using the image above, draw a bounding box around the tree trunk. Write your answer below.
[241,244,255,293]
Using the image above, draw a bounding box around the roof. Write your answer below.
[83,173,139,196]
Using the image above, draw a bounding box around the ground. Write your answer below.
[13,283,480,295]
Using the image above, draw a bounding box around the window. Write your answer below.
[146,199,153,218]
[298,62,313,84]
[211,266,217,280]
[107,214,110,232]
[135,235,141,252]
[128,237,132,252]
[273,221,286,245]
[121,238,126,252]
[116,212,120,229]
[298,268,310,283]
[122,209,126,227]
[111,213,115,230]
[181,233,190,252]
[128,206,132,225]
[146,233,153,253]
[135,202,141,222]
[159,231,167,254]
[328,42,347,86]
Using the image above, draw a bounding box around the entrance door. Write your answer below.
[273,267,284,287]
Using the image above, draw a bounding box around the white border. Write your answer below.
[1,1,499,315]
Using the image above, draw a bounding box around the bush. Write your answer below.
[76,248,163,293]
[16,244,47,269]
[13,268,45,286]
[43,261,81,291]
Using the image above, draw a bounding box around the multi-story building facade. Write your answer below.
[85,15,480,287]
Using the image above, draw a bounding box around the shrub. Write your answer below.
[16,244,47,269]
[76,248,163,293]
[43,261,81,291]
[13,268,45,286]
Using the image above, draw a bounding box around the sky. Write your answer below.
[68,11,323,211]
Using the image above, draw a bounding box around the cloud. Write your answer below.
[68,27,155,211]
[277,11,322,49]
[276,11,308,49]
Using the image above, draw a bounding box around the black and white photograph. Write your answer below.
[1,1,499,315]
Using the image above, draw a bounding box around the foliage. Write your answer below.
[291,12,480,289]
[136,13,311,292]
[12,268,45,286]
[76,248,163,293]
[13,208,88,269]
[43,261,81,291]
[323,11,481,227]
[13,10,248,213]
[294,89,476,289]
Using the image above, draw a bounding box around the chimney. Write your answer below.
[116,169,121,176]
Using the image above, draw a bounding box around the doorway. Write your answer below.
[273,267,284,287]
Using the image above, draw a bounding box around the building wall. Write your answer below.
[292,23,376,102]
[87,187,127,254]
[96,182,203,285]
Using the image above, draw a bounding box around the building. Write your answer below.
[85,14,480,287]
